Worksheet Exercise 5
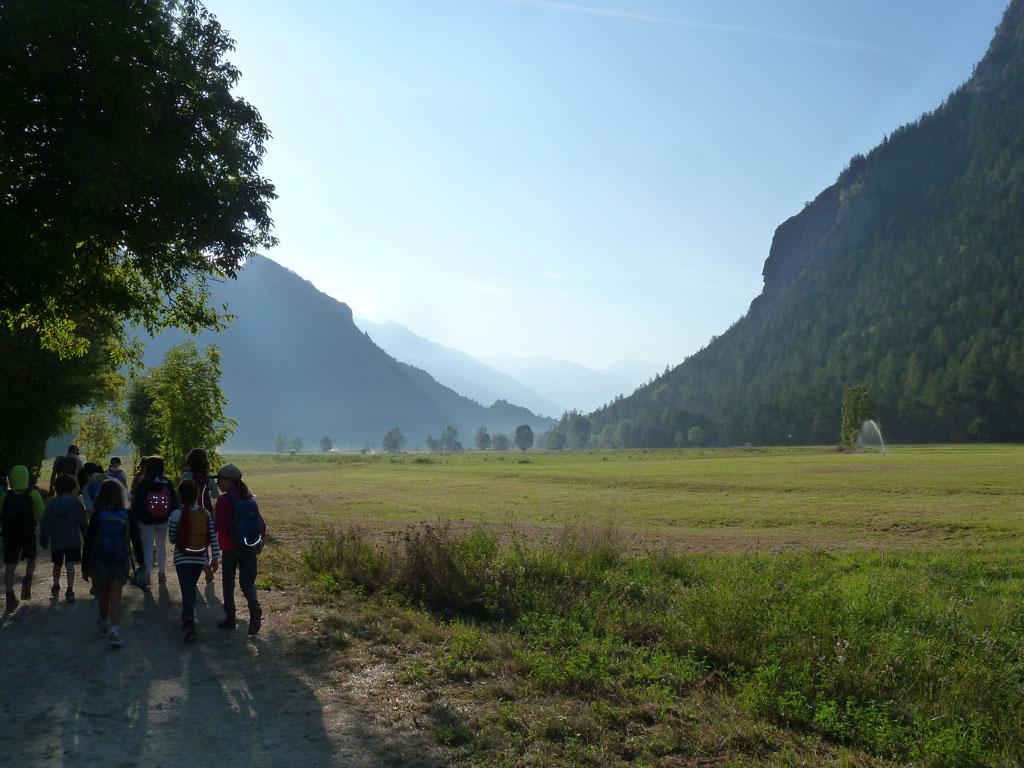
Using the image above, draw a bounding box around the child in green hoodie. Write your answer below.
[1,465,45,613]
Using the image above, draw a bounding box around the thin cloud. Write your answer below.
[497,0,951,75]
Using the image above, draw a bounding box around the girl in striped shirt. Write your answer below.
[168,479,220,644]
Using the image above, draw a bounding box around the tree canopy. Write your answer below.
[0,0,276,360]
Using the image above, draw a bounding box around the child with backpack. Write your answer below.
[168,479,220,643]
[1,465,44,613]
[82,479,143,649]
[213,463,265,635]
[106,457,128,488]
[39,472,88,602]
[182,449,220,585]
[129,455,178,588]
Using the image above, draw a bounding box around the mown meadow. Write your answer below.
[237,446,1024,767]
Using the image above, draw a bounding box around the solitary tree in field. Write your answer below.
[382,428,405,454]
[491,433,511,451]
[841,384,877,447]
[475,426,491,451]
[290,436,304,453]
[425,434,440,453]
[514,424,534,451]
[274,432,289,454]
[319,436,333,453]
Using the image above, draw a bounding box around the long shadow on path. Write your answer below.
[0,563,440,767]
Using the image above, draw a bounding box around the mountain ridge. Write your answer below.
[590,0,1024,446]
[141,255,554,450]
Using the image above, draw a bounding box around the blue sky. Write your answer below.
[207,0,1009,369]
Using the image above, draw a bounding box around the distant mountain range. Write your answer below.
[355,320,660,416]
[482,355,658,414]
[354,319,563,417]
[141,256,554,450]
[592,0,1024,446]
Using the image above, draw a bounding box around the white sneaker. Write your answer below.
[97,619,110,638]
[108,628,123,649]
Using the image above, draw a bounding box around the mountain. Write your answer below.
[483,355,640,414]
[141,256,554,450]
[591,1,1024,447]
[603,358,664,387]
[353,318,563,418]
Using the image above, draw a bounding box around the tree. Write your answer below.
[474,426,491,451]
[148,341,236,477]
[382,428,405,454]
[290,436,304,453]
[491,433,511,451]
[75,409,118,465]
[319,436,333,453]
[0,326,122,474]
[566,412,592,449]
[687,425,706,446]
[544,429,567,451]
[514,424,534,451]
[425,434,440,453]
[841,384,877,447]
[440,425,461,453]
[274,432,289,453]
[124,377,160,457]
[0,0,276,360]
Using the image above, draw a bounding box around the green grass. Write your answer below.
[237,445,1024,553]
[234,445,1024,767]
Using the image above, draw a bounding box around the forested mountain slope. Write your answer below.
[592,0,1024,446]
[142,256,553,450]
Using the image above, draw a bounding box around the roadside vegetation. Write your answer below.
[236,446,1024,767]
[297,524,1021,767]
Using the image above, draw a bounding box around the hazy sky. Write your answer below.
[206,0,1008,369]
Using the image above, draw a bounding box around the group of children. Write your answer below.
[0,446,266,650]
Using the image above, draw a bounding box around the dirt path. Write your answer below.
[0,562,440,767]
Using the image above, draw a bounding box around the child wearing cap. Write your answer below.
[213,464,266,635]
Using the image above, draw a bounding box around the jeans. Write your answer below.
[221,549,259,618]
[176,563,204,621]
[140,523,168,578]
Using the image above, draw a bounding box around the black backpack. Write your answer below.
[1,490,35,544]
[53,455,76,478]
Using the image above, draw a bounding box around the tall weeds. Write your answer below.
[303,525,1023,767]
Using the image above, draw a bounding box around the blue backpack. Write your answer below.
[231,497,264,552]
[94,508,130,563]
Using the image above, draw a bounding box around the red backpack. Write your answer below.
[145,484,172,521]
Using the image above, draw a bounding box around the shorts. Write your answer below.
[90,559,129,586]
[52,548,82,567]
[4,538,37,565]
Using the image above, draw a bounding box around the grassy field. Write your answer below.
[238,444,1024,553]
[229,446,1024,768]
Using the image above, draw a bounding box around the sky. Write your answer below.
[205,0,1009,370]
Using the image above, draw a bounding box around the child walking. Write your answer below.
[168,479,220,643]
[82,480,143,649]
[130,455,178,588]
[1,465,44,613]
[39,472,88,602]
[214,464,265,635]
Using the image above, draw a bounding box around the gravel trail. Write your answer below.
[0,564,437,767]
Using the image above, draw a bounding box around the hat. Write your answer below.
[216,463,243,481]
